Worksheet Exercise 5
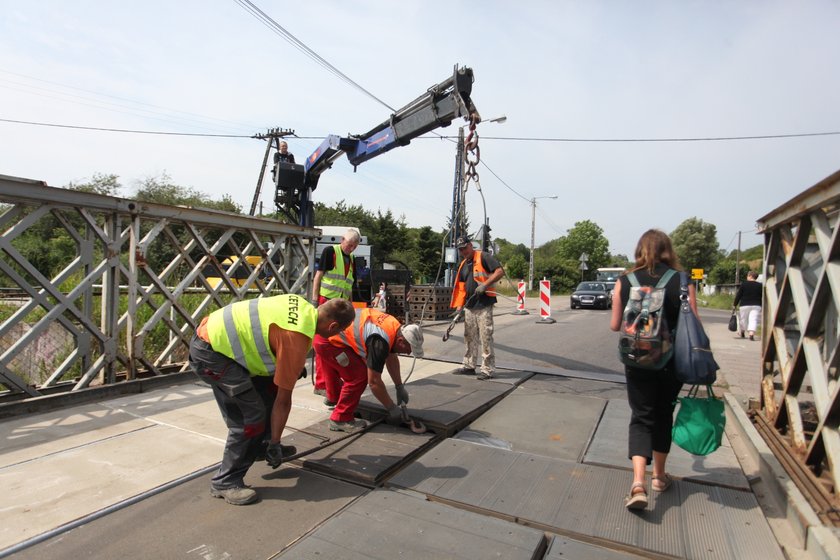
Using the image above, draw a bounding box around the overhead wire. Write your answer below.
[232,0,395,112]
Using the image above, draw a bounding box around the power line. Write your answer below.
[232,0,395,112]
[0,118,252,137]
[461,131,840,142]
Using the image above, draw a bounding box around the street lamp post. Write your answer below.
[528,195,558,291]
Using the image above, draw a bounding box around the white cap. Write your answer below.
[400,324,424,359]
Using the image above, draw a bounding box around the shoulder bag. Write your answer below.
[673,272,719,385]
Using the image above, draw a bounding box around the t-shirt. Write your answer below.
[364,334,391,373]
[317,245,356,278]
[458,252,501,309]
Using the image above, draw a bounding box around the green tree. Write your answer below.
[670,217,719,272]
[413,226,443,282]
[556,220,610,278]
[506,253,527,280]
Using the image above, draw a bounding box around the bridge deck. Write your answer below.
[0,357,791,559]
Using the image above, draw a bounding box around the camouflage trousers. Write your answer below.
[463,305,495,375]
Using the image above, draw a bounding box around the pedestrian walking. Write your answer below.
[733,270,762,341]
[609,229,698,510]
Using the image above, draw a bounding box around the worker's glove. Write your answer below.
[395,384,409,406]
[386,405,403,426]
[475,283,487,295]
[265,442,285,469]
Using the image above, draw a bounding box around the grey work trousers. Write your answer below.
[189,334,270,489]
[462,305,496,375]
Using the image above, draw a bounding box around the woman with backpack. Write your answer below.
[609,229,698,510]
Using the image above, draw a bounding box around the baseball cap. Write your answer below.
[400,324,424,359]
[455,236,471,249]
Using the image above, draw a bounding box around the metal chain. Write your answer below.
[463,114,481,186]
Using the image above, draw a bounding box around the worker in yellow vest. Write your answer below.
[314,308,424,432]
[311,228,360,398]
[190,295,355,505]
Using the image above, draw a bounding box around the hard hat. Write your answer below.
[400,324,424,359]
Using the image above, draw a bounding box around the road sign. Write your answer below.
[691,268,704,280]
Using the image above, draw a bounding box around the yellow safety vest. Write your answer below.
[319,244,354,300]
[206,294,317,376]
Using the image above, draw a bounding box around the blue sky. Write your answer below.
[2,1,839,258]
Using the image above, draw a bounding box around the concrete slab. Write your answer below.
[0,423,223,551]
[281,420,439,487]
[278,488,549,559]
[11,464,366,560]
[584,399,750,490]
[0,403,153,467]
[389,438,784,560]
[455,384,606,462]
[357,371,523,436]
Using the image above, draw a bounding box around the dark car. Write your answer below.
[570,281,611,310]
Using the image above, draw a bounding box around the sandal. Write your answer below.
[624,482,648,510]
[652,473,673,492]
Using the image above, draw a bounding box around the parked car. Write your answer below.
[570,281,611,309]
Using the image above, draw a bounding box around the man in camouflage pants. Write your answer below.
[449,236,506,380]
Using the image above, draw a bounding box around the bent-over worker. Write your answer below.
[314,308,424,432]
[189,295,355,505]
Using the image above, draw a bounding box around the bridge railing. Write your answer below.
[757,168,840,513]
[0,175,315,400]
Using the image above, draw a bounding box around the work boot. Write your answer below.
[210,485,258,505]
[329,418,368,432]
[477,371,494,380]
[324,398,337,410]
[452,367,476,375]
[313,387,326,397]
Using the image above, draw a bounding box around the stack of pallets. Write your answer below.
[385,284,453,322]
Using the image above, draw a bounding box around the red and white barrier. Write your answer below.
[537,279,556,324]
[513,281,529,315]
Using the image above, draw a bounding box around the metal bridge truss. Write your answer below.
[0,175,315,400]
[758,168,840,512]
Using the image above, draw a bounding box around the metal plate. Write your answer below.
[584,399,750,490]
[279,489,548,559]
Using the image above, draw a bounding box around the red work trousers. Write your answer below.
[313,336,368,423]
[313,295,333,391]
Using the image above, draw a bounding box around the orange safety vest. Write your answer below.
[450,250,496,308]
[329,308,401,358]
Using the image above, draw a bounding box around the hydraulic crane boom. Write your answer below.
[271,65,479,226]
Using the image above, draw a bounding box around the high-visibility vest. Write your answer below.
[319,244,354,300]
[450,250,497,308]
[329,308,400,358]
[206,294,317,376]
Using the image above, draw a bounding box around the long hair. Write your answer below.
[631,229,681,275]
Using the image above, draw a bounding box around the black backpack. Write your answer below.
[618,269,676,370]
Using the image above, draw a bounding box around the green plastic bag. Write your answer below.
[672,385,725,456]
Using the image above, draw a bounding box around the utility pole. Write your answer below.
[446,127,466,287]
[528,195,558,291]
[250,127,295,216]
[735,230,742,284]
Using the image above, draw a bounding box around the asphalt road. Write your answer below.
[418,295,734,378]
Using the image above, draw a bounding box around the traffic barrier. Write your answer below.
[537,279,556,324]
[513,281,529,315]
